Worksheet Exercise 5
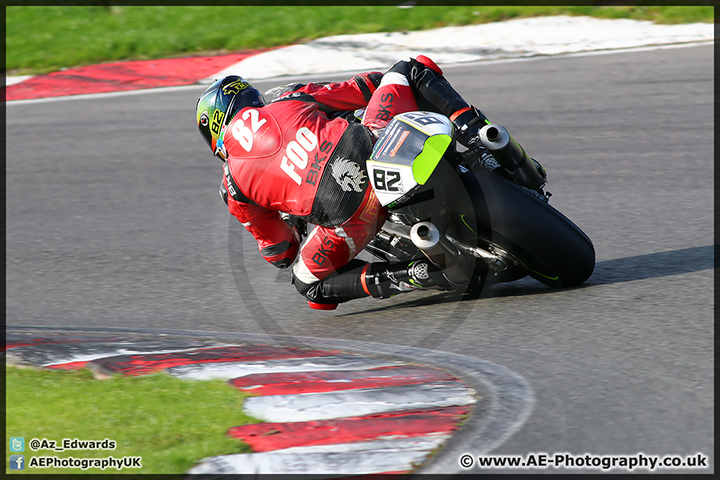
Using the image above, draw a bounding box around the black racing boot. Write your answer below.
[293,259,370,310]
[293,259,450,309]
[362,259,450,299]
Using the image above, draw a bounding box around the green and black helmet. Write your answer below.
[196,76,265,159]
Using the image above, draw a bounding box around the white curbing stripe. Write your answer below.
[5,331,498,476]
[187,436,451,475]
[203,16,715,82]
[5,341,233,367]
[166,354,399,380]
[9,17,713,89]
[243,381,477,422]
[6,75,35,86]
[269,435,453,454]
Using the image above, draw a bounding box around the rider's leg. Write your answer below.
[362,54,488,144]
[376,56,547,190]
[293,256,450,308]
[366,56,484,141]
[291,187,385,308]
[361,55,499,172]
[361,68,419,134]
[291,189,449,309]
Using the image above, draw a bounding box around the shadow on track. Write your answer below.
[589,245,714,285]
[337,245,715,310]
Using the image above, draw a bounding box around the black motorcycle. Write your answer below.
[363,110,595,297]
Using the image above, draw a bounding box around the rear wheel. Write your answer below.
[463,170,596,288]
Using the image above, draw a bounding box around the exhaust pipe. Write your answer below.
[478,124,546,192]
[410,222,472,290]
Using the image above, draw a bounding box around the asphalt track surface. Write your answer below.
[6,44,714,474]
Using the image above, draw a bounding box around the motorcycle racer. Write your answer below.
[196,55,540,309]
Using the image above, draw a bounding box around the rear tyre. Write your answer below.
[465,171,595,288]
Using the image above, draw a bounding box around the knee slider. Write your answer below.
[291,271,330,304]
[291,270,312,296]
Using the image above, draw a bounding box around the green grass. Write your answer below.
[5,6,714,75]
[6,366,260,474]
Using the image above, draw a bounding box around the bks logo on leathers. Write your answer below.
[311,235,335,266]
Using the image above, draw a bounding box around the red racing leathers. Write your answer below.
[221,55,474,306]
[221,72,387,278]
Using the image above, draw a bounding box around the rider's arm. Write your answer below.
[279,72,383,112]
[225,186,301,269]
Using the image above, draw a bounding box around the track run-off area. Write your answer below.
[6,40,714,474]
